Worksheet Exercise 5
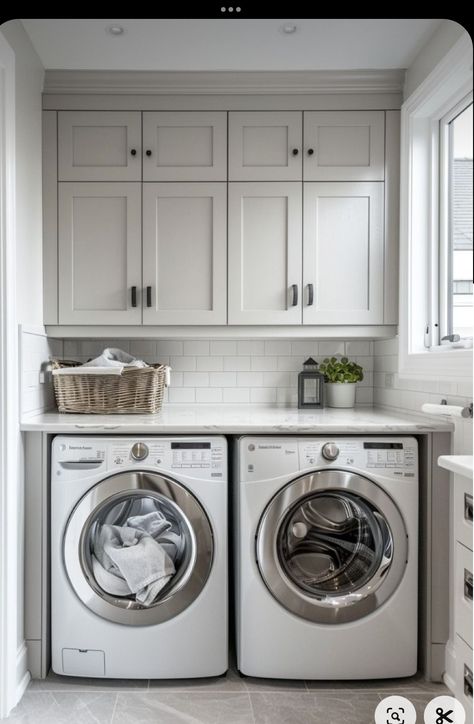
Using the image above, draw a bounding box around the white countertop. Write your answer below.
[438,455,473,479]
[20,405,454,434]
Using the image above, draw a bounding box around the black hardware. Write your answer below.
[307,283,314,306]
[291,284,298,306]
[298,357,324,409]
[146,286,152,307]
[465,665,473,698]
[292,148,299,156]
[130,149,137,156]
[146,150,152,157]
[464,569,473,601]
[465,493,473,523]
[307,148,315,156]
[131,286,137,308]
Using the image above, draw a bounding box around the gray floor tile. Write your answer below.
[28,671,148,692]
[242,675,306,691]
[7,692,117,723]
[250,691,381,724]
[147,667,246,692]
[305,673,450,693]
[112,692,254,724]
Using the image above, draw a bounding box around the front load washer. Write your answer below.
[235,436,418,679]
[52,436,227,678]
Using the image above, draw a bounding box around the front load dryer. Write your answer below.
[52,436,227,678]
[235,436,418,679]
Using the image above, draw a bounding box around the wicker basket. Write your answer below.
[51,360,166,414]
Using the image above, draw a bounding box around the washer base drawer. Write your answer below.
[454,635,473,719]
[62,648,105,677]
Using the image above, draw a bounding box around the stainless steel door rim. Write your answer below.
[256,469,408,624]
[63,471,214,626]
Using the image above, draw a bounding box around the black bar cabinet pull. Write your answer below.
[146,286,152,307]
[307,283,314,306]
[131,286,137,307]
[465,665,473,698]
[464,569,473,601]
[291,284,298,307]
[465,493,473,522]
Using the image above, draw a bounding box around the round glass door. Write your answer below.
[64,471,213,626]
[256,470,408,624]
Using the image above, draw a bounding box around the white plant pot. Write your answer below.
[325,382,357,408]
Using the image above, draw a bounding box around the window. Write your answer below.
[399,33,472,381]
[439,98,473,342]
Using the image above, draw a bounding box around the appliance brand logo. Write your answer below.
[68,445,94,450]
[257,445,282,450]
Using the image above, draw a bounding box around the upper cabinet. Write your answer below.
[303,111,385,181]
[229,112,302,181]
[58,111,142,181]
[44,104,400,330]
[142,112,227,181]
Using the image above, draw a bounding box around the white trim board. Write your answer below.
[43,69,405,95]
[0,32,25,720]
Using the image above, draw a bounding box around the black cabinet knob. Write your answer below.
[307,148,315,156]
[146,150,152,157]
[292,148,299,156]
[130,149,137,156]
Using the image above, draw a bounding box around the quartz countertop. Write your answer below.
[20,405,454,434]
[438,455,473,479]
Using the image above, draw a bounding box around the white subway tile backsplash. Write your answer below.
[223,356,251,371]
[129,340,157,357]
[168,388,196,403]
[195,388,222,403]
[183,340,210,356]
[263,371,291,388]
[237,372,264,387]
[196,356,224,371]
[183,372,209,387]
[223,388,250,403]
[290,341,319,356]
[276,387,298,405]
[156,340,184,356]
[345,341,372,356]
[264,340,291,356]
[319,341,345,357]
[237,340,265,356]
[251,388,277,403]
[277,357,300,371]
[209,372,237,387]
[169,356,197,372]
[251,356,278,371]
[210,340,237,356]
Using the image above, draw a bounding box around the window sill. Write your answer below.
[399,346,472,381]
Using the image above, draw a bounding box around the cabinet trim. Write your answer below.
[43,111,58,324]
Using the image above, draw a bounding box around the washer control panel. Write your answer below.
[52,436,226,480]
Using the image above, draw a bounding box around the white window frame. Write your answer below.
[399,33,473,381]
[438,92,473,341]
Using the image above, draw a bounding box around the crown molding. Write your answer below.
[43,69,406,95]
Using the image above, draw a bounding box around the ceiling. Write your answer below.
[20,18,442,71]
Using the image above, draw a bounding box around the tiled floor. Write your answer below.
[8,668,449,723]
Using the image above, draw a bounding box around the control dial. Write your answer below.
[131,442,149,461]
[321,442,340,461]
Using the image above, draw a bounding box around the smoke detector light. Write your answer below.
[281,23,297,34]
[107,25,125,36]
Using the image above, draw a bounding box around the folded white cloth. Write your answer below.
[52,347,149,376]
[92,523,175,606]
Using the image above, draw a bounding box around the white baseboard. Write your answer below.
[15,643,30,706]
[444,640,456,695]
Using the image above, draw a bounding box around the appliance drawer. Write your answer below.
[455,542,473,649]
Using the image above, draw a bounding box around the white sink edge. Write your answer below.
[438,454,473,479]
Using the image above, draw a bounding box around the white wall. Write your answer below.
[404,20,467,99]
[0,20,43,710]
[0,20,44,326]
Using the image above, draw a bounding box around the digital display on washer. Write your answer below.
[363,443,403,449]
[171,442,211,449]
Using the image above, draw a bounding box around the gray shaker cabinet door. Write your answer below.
[58,111,141,181]
[58,182,142,325]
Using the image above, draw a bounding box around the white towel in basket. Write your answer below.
[52,348,148,376]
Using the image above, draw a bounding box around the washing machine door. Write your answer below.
[63,471,213,625]
[256,469,408,624]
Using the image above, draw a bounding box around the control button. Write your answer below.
[131,442,149,461]
[321,442,340,461]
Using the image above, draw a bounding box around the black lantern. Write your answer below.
[298,357,324,409]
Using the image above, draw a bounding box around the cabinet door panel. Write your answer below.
[143,112,226,181]
[229,112,302,181]
[143,183,226,324]
[303,182,383,325]
[58,183,142,325]
[58,112,141,181]
[304,111,384,181]
[228,183,302,324]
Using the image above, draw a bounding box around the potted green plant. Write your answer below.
[318,356,364,408]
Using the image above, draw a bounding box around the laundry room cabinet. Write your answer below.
[44,105,400,330]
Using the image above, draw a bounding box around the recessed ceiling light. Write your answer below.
[281,23,298,35]
[106,25,125,36]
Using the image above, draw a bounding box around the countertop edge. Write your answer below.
[438,455,473,479]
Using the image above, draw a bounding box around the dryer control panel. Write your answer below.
[240,436,418,481]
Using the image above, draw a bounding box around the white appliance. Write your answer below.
[51,436,227,678]
[235,436,419,679]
